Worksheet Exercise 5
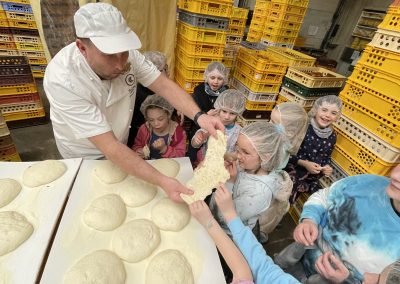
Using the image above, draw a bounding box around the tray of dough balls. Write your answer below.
[0,158,83,284]
[40,157,225,284]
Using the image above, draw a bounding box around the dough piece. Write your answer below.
[0,211,34,256]
[118,176,158,207]
[181,130,229,204]
[151,158,180,177]
[0,178,22,208]
[23,160,67,187]
[152,198,190,231]
[146,249,194,284]
[83,194,126,231]
[64,250,126,284]
[93,160,127,184]
[112,219,160,263]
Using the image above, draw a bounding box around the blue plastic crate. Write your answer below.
[2,2,33,13]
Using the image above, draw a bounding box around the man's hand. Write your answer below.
[159,177,193,203]
[321,165,333,176]
[315,251,350,283]
[197,114,225,138]
[214,184,237,222]
[207,109,219,116]
[189,200,214,227]
[293,219,318,246]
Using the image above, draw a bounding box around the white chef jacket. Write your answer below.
[43,42,160,159]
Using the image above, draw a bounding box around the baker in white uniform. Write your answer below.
[44,3,224,202]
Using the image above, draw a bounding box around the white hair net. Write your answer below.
[140,95,174,117]
[240,122,291,171]
[274,102,308,155]
[308,95,342,118]
[213,89,245,115]
[204,61,228,85]
[143,51,167,71]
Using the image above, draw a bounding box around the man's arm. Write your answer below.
[89,131,192,202]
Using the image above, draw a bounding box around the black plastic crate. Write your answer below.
[282,77,341,97]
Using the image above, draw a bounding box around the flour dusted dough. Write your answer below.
[23,160,67,187]
[93,160,127,184]
[0,178,21,208]
[152,198,190,231]
[146,249,194,284]
[63,250,126,284]
[151,158,180,177]
[112,219,161,263]
[181,130,229,204]
[83,194,126,231]
[118,176,158,207]
[0,211,34,256]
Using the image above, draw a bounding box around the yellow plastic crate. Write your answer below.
[178,0,233,18]
[276,94,289,104]
[253,7,268,17]
[228,25,245,36]
[254,0,270,9]
[18,50,45,58]
[335,127,398,176]
[3,107,45,122]
[222,57,234,68]
[286,66,346,88]
[247,27,263,40]
[340,79,399,126]
[176,46,222,69]
[174,69,202,94]
[0,49,18,56]
[0,33,12,42]
[231,7,249,19]
[265,18,302,30]
[13,34,41,44]
[229,18,246,28]
[237,47,288,73]
[331,147,366,176]
[288,205,300,225]
[226,35,242,44]
[230,77,278,102]
[271,0,309,8]
[268,10,305,23]
[15,42,44,51]
[0,10,5,19]
[178,21,227,44]
[245,99,275,111]
[0,41,15,49]
[0,18,9,27]
[279,87,317,107]
[233,68,281,93]
[237,115,268,127]
[270,2,307,15]
[263,26,300,37]
[176,35,224,57]
[246,34,261,42]
[261,32,297,44]
[335,115,400,164]
[175,58,204,80]
[369,29,400,54]
[27,57,47,65]
[378,8,400,32]
[7,19,36,29]
[358,45,400,76]
[340,96,400,148]
[267,47,315,67]
[0,152,21,161]
[5,11,35,21]
[0,83,37,95]
[236,59,285,83]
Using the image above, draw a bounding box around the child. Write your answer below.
[132,95,186,159]
[285,95,342,204]
[191,89,245,165]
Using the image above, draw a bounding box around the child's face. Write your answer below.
[315,102,340,128]
[218,109,237,126]
[146,108,169,132]
[206,70,225,91]
[235,134,261,172]
[270,108,280,124]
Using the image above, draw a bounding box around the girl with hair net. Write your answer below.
[285,95,342,204]
[132,95,186,159]
[191,89,245,166]
[187,62,229,163]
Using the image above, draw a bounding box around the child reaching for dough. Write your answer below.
[132,95,186,160]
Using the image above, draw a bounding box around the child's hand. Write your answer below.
[192,130,209,147]
[215,184,237,222]
[225,160,238,183]
[207,109,218,116]
[321,165,333,176]
[151,138,167,153]
[189,200,214,228]
[303,161,322,174]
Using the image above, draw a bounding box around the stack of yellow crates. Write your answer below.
[246,0,269,42]
[332,1,400,178]
[175,0,233,94]
[261,0,308,47]
[0,109,21,161]
[0,0,47,78]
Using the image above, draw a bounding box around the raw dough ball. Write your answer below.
[63,250,126,284]
[151,158,180,177]
[146,249,194,284]
[83,194,126,231]
[0,211,34,256]
[23,160,67,187]
[0,178,22,208]
[119,176,158,207]
[152,198,190,231]
[93,160,127,184]
[112,219,160,263]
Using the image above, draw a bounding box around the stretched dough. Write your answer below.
[151,158,180,177]
[181,130,229,204]
[0,211,34,256]
[83,194,126,231]
[0,178,22,208]
[23,160,67,187]
[93,160,127,184]
[146,249,194,284]
[152,198,190,231]
[64,250,126,284]
[118,176,158,207]
[112,219,160,263]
